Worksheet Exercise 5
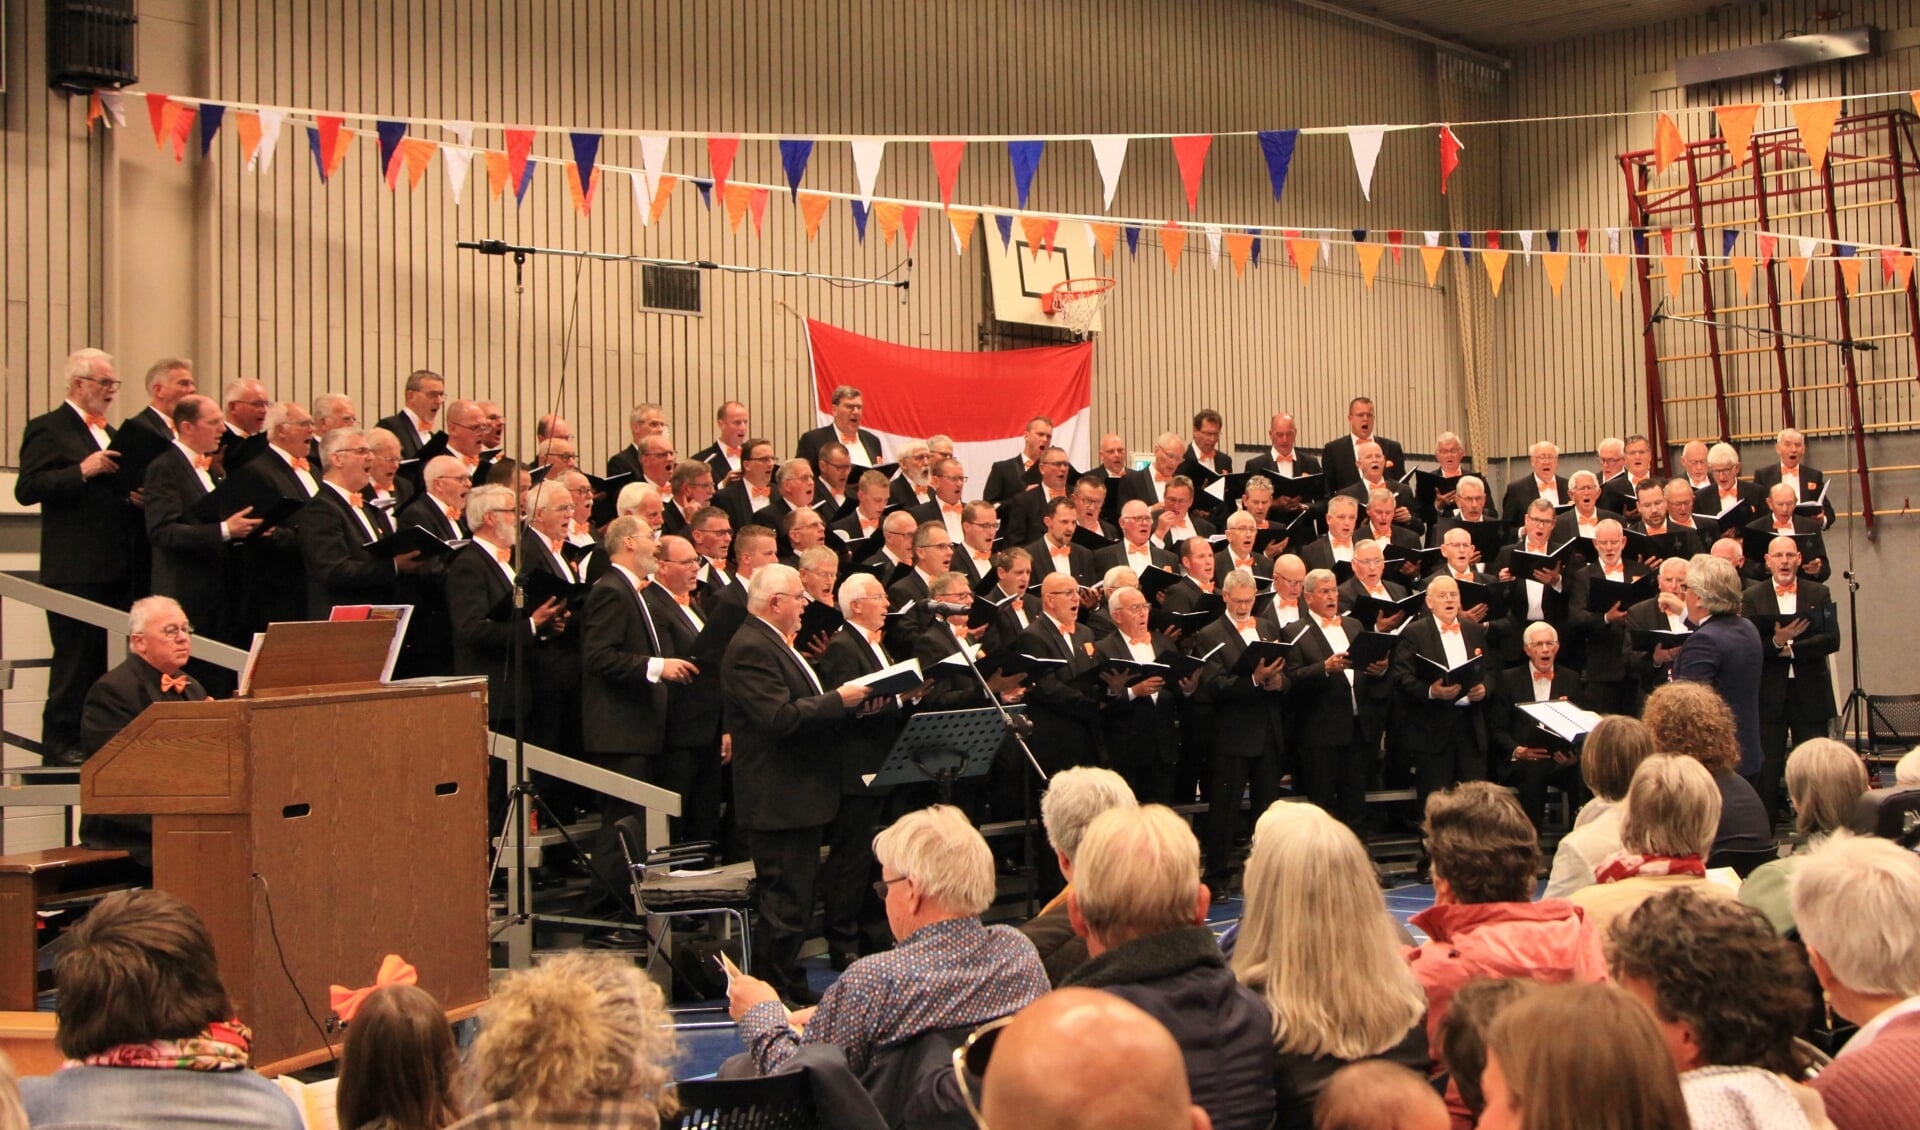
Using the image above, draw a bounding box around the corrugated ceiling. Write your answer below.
[1302,0,1761,51]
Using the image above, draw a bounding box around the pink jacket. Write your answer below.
[1405,899,1610,1060]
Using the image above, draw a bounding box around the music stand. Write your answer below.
[867,707,1022,803]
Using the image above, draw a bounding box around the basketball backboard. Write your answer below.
[984,219,1105,334]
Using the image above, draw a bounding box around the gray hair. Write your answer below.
[1303,567,1339,596]
[1707,442,1740,470]
[64,348,112,383]
[367,426,401,455]
[465,483,514,530]
[836,571,883,606]
[777,458,813,484]
[221,377,265,405]
[873,805,997,916]
[318,428,365,462]
[312,392,355,422]
[1685,553,1745,616]
[1101,566,1140,596]
[145,357,194,391]
[527,480,571,515]
[627,402,662,426]
[127,595,186,637]
[1896,747,1920,787]
[404,369,443,392]
[1791,832,1920,999]
[1074,805,1201,945]
[1569,469,1599,490]
[1040,767,1138,861]
[264,401,305,433]
[1620,754,1720,857]
[1221,568,1258,596]
[1783,738,1868,838]
[746,563,800,615]
[1522,621,1558,645]
[616,482,661,516]
[602,515,650,556]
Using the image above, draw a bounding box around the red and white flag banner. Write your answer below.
[804,319,1093,475]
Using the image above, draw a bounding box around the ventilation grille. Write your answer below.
[639,264,703,316]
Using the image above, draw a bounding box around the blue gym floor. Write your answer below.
[668,880,1441,1080]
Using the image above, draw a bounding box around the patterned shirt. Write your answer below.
[742,916,1048,1075]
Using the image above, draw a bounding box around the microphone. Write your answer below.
[926,599,971,617]
[1644,295,1667,336]
[898,257,914,306]
[456,239,513,256]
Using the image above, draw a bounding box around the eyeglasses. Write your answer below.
[872,875,909,900]
[659,555,700,566]
[338,446,373,456]
[952,1015,1014,1128]
[541,503,577,514]
[964,520,1000,530]
[78,375,123,390]
[135,623,194,641]
[744,454,776,464]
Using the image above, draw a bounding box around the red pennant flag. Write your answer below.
[930,140,965,208]
[317,116,347,176]
[1661,227,1674,255]
[1758,232,1777,265]
[749,188,771,236]
[504,128,536,191]
[1881,248,1900,283]
[1387,230,1404,264]
[901,205,921,251]
[1576,229,1590,253]
[164,105,195,161]
[87,92,104,131]
[707,135,741,195]
[146,93,171,145]
[1438,126,1464,194]
[1484,230,1502,250]
[1170,135,1212,213]
[1041,219,1061,256]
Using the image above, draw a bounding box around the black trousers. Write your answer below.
[746,825,826,998]
[662,741,723,848]
[1760,706,1834,826]
[1502,755,1584,830]
[1414,729,1489,805]
[1300,719,1372,830]
[820,790,893,959]
[45,583,121,757]
[1205,751,1279,888]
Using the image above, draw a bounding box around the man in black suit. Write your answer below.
[1338,541,1413,631]
[1159,535,1222,615]
[1094,586,1195,807]
[1565,520,1649,714]
[297,429,424,618]
[1551,470,1620,548]
[1412,430,1481,527]
[883,521,954,656]
[1093,432,1133,524]
[1116,433,1185,513]
[830,470,892,545]
[391,454,473,678]
[1392,576,1491,802]
[1665,476,1719,544]
[1319,396,1404,492]
[1627,479,1705,568]
[1244,413,1323,519]
[814,571,909,967]
[1287,567,1393,830]
[1337,442,1423,536]
[1624,558,1692,713]
[1674,553,1765,780]
[1744,483,1830,584]
[579,516,698,890]
[1299,494,1362,577]
[813,441,857,519]
[796,384,884,470]
[216,377,272,476]
[224,401,323,636]
[606,401,669,483]
[713,438,778,532]
[1745,535,1840,823]
[721,563,870,1004]
[144,397,264,694]
[1752,426,1833,529]
[1696,442,1763,531]
[1492,499,1572,668]
[1188,569,1288,893]
[909,457,970,542]
[446,484,569,736]
[1093,500,1177,578]
[888,440,936,512]
[662,459,716,539]
[643,535,727,846]
[752,459,821,550]
[1356,487,1425,585]
[365,427,416,511]
[373,369,446,459]
[1425,474,1500,554]
[1214,511,1272,581]
[123,358,196,446]
[18,350,137,764]
[1012,572,1104,775]
[1500,441,1568,536]
[1001,447,1074,547]
[1026,495,1097,588]
[1153,476,1217,552]
[1487,621,1586,829]
[1179,408,1232,522]
[688,400,752,485]
[983,416,1058,504]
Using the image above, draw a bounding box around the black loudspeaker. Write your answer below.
[46,0,138,92]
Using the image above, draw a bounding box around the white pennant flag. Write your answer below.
[851,138,887,206]
[1347,127,1386,201]
[951,218,965,256]
[1090,135,1129,212]
[1798,236,1820,258]
[1321,236,1332,263]
[442,146,475,205]
[638,135,670,201]
[1204,225,1222,269]
[1423,231,1440,247]
[1519,231,1535,258]
[631,170,654,226]
[443,120,474,148]
[252,110,286,173]
[98,91,128,129]
[1606,228,1621,253]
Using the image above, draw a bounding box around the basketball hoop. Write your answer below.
[1044,276,1116,337]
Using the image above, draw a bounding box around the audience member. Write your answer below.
[1233,803,1429,1130]
[1642,680,1775,863]
[1480,982,1691,1130]
[1570,754,1739,934]
[1609,888,1825,1130]
[20,890,301,1130]
[1741,738,1868,934]
[454,952,677,1130]
[1792,833,1920,1130]
[0,1052,24,1130]
[730,806,1047,1076]
[336,984,462,1130]
[1019,767,1139,985]
[1436,979,1539,1127]
[1673,552,1765,779]
[1897,747,1920,787]
[975,988,1209,1130]
[1313,1060,1448,1130]
[1405,783,1606,1060]
[1063,805,1276,1130]
[1545,715,1655,897]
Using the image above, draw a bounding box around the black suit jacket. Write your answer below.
[1551,508,1623,546]
[580,570,672,757]
[1191,614,1288,761]
[722,615,851,830]
[1091,540,1177,577]
[15,403,134,590]
[1092,631,1184,769]
[1286,615,1392,748]
[1000,487,1067,548]
[1627,522,1705,564]
[714,480,774,533]
[1491,541,1573,646]
[1753,463,1833,528]
[1742,516,1830,583]
[1696,481,1765,525]
[1674,612,1765,777]
[816,626,906,793]
[1243,450,1323,482]
[1026,539,1098,588]
[1488,665,1588,761]
[1320,435,1405,492]
[1500,475,1570,533]
[81,655,208,757]
[983,454,1040,504]
[1742,579,1838,724]
[374,411,437,460]
[796,425,883,469]
[142,446,231,637]
[225,447,319,633]
[1338,480,1425,536]
[644,583,724,744]
[606,444,645,484]
[1566,559,1652,682]
[1012,615,1103,772]
[1391,616,1490,756]
[390,492,467,677]
[447,542,528,726]
[296,485,399,618]
[216,428,268,476]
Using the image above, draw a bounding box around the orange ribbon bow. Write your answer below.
[159,673,190,694]
[84,413,108,430]
[329,954,418,1025]
[290,457,311,472]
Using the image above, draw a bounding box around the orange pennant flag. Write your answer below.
[873,201,905,245]
[1662,254,1688,295]
[1729,254,1755,299]
[1602,253,1630,299]
[749,189,771,236]
[1089,222,1119,261]
[485,151,510,199]
[164,104,195,162]
[1791,100,1842,169]
[1355,243,1385,290]
[397,138,437,191]
[147,93,171,147]
[647,175,678,225]
[723,182,754,231]
[87,92,104,131]
[1716,103,1760,166]
[234,112,263,169]
[321,128,355,179]
[1289,237,1318,285]
[1483,249,1512,296]
[799,192,832,240]
[1224,232,1254,278]
[566,164,601,216]
[1420,246,1446,287]
[1019,215,1051,258]
[1542,251,1570,297]
[1839,257,1862,296]
[1161,223,1188,270]
[947,208,979,255]
[1654,114,1685,175]
[1913,91,1920,119]
[1786,254,1812,296]
[1895,252,1917,293]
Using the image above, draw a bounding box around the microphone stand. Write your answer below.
[1647,307,1879,352]
[455,238,910,290]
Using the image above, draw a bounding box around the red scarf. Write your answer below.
[1593,852,1706,884]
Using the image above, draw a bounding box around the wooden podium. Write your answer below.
[81,621,491,1072]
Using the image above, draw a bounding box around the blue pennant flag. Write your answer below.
[693,178,714,208]
[1457,231,1474,252]
[779,139,815,199]
[1125,225,1142,258]
[1546,230,1561,253]
[569,132,601,189]
[1352,229,1367,243]
[994,213,1014,250]
[1837,243,1856,257]
[1008,140,1045,209]
[198,103,226,158]
[852,200,870,242]
[305,126,327,181]
[376,120,408,174]
[1248,227,1262,267]
[515,160,536,206]
[1632,228,1649,255]
[1722,229,1740,257]
[1257,130,1299,201]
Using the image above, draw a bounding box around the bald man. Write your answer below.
[979,989,1211,1130]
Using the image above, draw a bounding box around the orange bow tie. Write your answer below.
[445,505,462,524]
[549,538,566,555]
[866,629,884,646]
[723,444,741,459]
[329,954,417,1025]
[674,593,693,606]
[461,454,480,469]
[495,547,513,565]
[944,504,962,515]
[1533,667,1554,680]
[84,413,107,430]
[1776,585,1796,597]
[159,673,190,694]
[1196,580,1214,593]
[1233,619,1255,633]
[1454,570,1475,581]
[340,490,363,511]
[1439,621,1462,633]
[1052,545,1071,557]
[193,454,212,471]
[1154,472,1172,483]
[1320,616,1343,629]
[1128,635,1153,647]
[290,457,311,472]
[1234,557,1252,570]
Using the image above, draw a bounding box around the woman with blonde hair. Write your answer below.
[1233,803,1429,1130]
[1479,982,1690,1130]
[1545,716,1655,897]
[1569,754,1740,934]
[1740,738,1868,934]
[1641,681,1774,864]
[454,952,677,1129]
